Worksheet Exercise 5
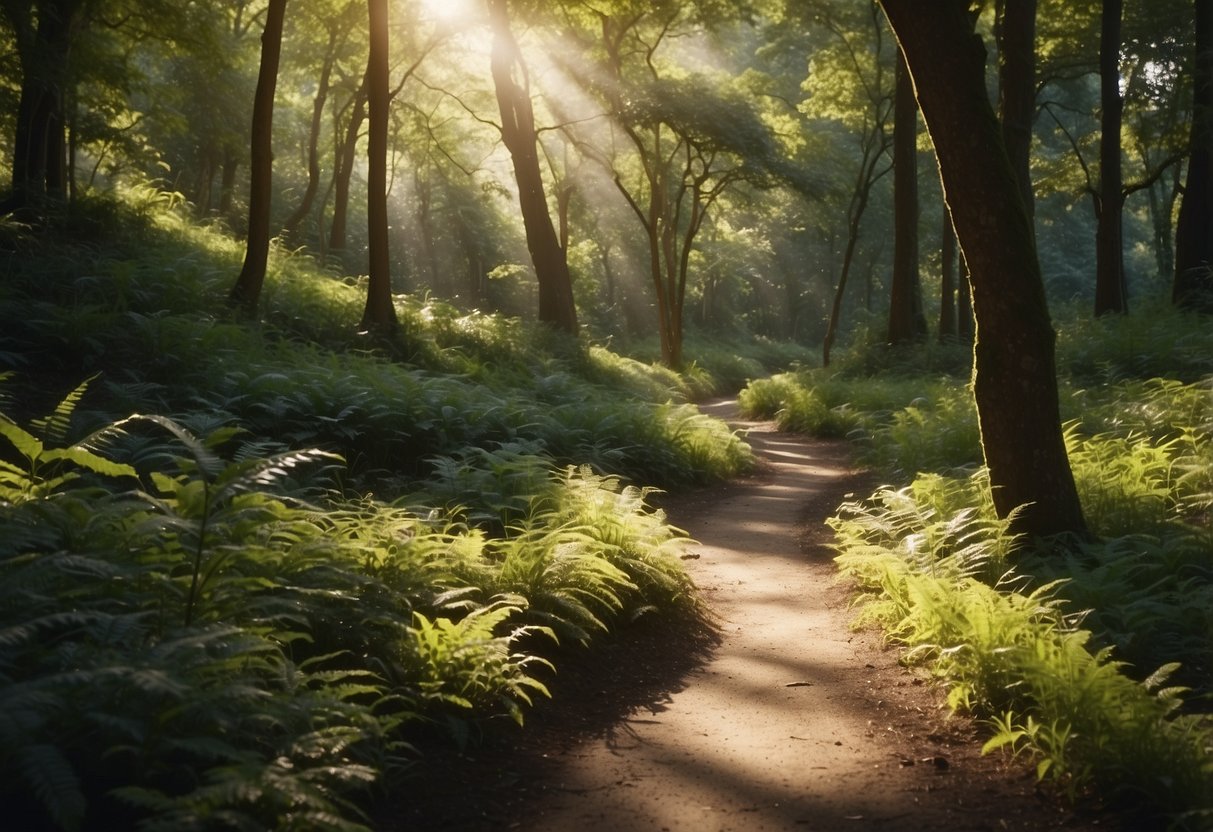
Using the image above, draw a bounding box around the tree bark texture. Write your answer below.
[488,0,579,335]
[1094,0,1128,315]
[957,251,974,344]
[1174,0,1213,310]
[361,0,398,332]
[997,0,1037,219]
[229,0,288,316]
[939,209,957,340]
[878,0,1089,541]
[887,51,927,345]
[5,0,78,212]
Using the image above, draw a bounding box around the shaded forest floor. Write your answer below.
[386,402,1114,831]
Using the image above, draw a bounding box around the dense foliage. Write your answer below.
[0,201,769,831]
[741,305,1213,829]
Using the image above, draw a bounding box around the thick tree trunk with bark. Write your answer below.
[878,0,1088,541]
[1094,0,1128,315]
[488,0,578,336]
[997,0,1037,219]
[1174,0,1213,310]
[229,0,288,316]
[360,0,398,333]
[887,51,927,345]
[940,211,957,340]
[4,0,78,214]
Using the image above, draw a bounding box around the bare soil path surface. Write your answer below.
[395,402,1108,832]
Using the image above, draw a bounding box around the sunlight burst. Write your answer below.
[417,0,474,25]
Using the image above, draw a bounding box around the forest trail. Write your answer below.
[395,402,1104,832]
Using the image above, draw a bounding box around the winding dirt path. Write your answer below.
[395,403,1106,831]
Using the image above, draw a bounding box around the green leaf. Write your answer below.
[0,416,44,464]
[41,447,137,480]
[30,374,98,444]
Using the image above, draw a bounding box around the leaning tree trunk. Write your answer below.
[1174,0,1213,310]
[878,0,1089,541]
[488,0,578,336]
[360,0,398,333]
[229,0,288,316]
[1094,0,1128,316]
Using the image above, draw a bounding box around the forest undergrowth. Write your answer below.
[740,307,1213,830]
[0,195,811,831]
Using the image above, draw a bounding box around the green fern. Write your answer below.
[0,378,137,503]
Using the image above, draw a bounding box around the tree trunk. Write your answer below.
[823,203,867,368]
[887,50,927,345]
[1094,0,1128,316]
[878,0,1089,541]
[1174,0,1213,310]
[488,0,578,335]
[4,0,77,214]
[957,250,975,343]
[329,72,369,253]
[360,0,398,333]
[219,148,238,217]
[1147,165,1179,281]
[940,210,957,340]
[997,0,1037,219]
[228,0,288,316]
[282,29,337,238]
[823,129,889,367]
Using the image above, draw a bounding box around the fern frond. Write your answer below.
[30,374,98,445]
[20,743,87,832]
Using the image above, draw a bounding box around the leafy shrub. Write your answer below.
[0,380,701,830]
[831,479,1213,827]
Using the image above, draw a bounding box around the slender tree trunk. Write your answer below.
[823,208,866,368]
[1094,0,1128,316]
[228,0,288,316]
[879,0,1088,541]
[887,50,927,344]
[823,136,888,367]
[194,150,216,215]
[1174,0,1213,310]
[1148,163,1180,281]
[360,0,398,332]
[488,0,578,335]
[282,30,337,237]
[329,72,368,253]
[998,0,1037,219]
[219,148,238,217]
[940,210,957,340]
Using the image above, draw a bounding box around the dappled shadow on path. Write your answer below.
[384,403,1109,832]
[386,610,722,831]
